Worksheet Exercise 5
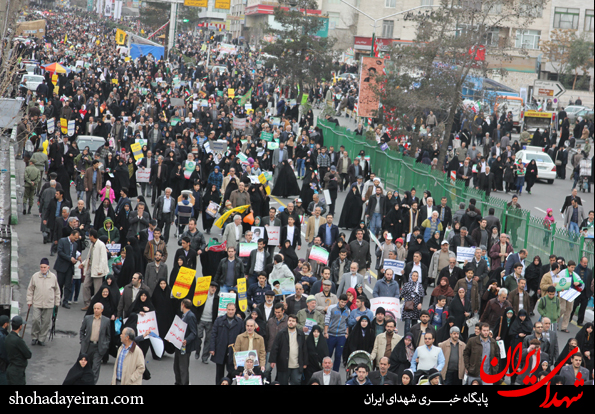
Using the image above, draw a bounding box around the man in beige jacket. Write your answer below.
[27,258,61,346]
[306,206,323,244]
[112,327,145,385]
[370,319,401,367]
[233,319,266,370]
[438,326,466,385]
[80,229,109,311]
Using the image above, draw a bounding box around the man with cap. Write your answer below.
[438,325,466,385]
[4,316,32,385]
[0,315,10,385]
[27,258,61,346]
[296,295,325,334]
[429,240,456,284]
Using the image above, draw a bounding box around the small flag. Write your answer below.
[206,239,227,252]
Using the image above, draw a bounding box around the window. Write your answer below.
[485,0,503,15]
[328,12,340,30]
[553,7,579,29]
[456,24,477,37]
[515,29,540,49]
[585,10,594,32]
[485,27,500,47]
[421,0,434,6]
[519,0,543,17]
[385,0,396,7]
[382,20,394,38]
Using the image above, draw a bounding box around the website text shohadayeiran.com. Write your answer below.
[8,392,143,408]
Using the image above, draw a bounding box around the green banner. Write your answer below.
[260,131,273,142]
[239,87,252,106]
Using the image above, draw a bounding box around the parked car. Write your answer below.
[565,105,591,123]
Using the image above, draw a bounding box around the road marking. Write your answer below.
[535,207,547,214]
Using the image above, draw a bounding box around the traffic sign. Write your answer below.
[533,80,566,99]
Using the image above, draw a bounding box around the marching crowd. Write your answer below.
[0,5,594,387]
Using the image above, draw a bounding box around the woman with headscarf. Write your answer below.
[342,315,374,365]
[328,236,351,267]
[113,245,135,287]
[170,163,185,200]
[525,256,542,315]
[430,276,455,307]
[389,333,415,377]
[247,308,268,340]
[86,285,116,320]
[406,234,430,267]
[299,168,319,209]
[249,184,266,219]
[504,157,516,193]
[126,236,144,274]
[507,308,534,383]
[493,306,515,351]
[382,203,403,242]
[401,271,425,336]
[426,230,442,256]
[93,198,116,231]
[575,323,594,372]
[436,316,457,344]
[525,159,538,195]
[492,155,505,192]
[339,183,363,230]
[62,353,95,385]
[127,156,138,197]
[152,278,177,356]
[450,287,472,342]
[386,190,401,208]
[488,225,500,252]
[279,239,299,273]
[556,338,584,367]
[304,325,329,383]
[202,184,221,234]
[354,283,370,310]
[115,199,133,239]
[345,287,358,311]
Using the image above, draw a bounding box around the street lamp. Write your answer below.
[339,1,441,56]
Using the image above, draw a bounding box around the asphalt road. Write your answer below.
[13,140,589,385]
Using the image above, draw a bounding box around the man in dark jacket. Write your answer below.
[570,257,593,326]
[210,302,245,384]
[463,322,500,384]
[174,299,198,385]
[214,246,245,293]
[269,314,308,385]
[4,316,32,385]
[480,289,512,330]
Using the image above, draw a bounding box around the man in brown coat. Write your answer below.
[84,160,103,212]
[229,182,250,208]
[463,322,500,384]
[480,288,512,330]
[233,319,266,370]
[439,326,466,385]
[509,278,531,315]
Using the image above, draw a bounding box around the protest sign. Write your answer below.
[456,246,475,262]
[206,201,220,218]
[228,88,235,98]
[130,142,144,160]
[193,276,212,307]
[137,311,158,337]
[148,332,164,358]
[171,266,196,299]
[304,318,317,335]
[270,274,295,296]
[370,297,401,320]
[211,140,228,153]
[267,139,279,150]
[239,243,258,257]
[260,131,273,142]
[237,278,248,312]
[47,118,55,134]
[234,351,259,366]
[383,259,405,275]
[135,169,150,183]
[164,315,187,350]
[106,243,121,254]
[237,376,263,385]
[67,120,75,136]
[218,292,237,316]
[251,227,264,240]
[309,245,329,264]
[233,117,246,130]
[266,226,280,246]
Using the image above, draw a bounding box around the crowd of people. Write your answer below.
[1,5,594,387]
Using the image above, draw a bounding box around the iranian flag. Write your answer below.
[206,239,227,252]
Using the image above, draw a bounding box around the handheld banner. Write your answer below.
[172,266,196,299]
[193,275,212,307]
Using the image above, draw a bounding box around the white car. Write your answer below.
[516,147,556,184]
[336,73,357,81]
[21,74,44,92]
[211,65,228,75]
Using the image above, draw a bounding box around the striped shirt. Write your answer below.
[116,342,133,381]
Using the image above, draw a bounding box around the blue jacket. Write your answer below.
[372,278,400,298]
[175,200,194,225]
[325,303,350,336]
[247,282,271,309]
[347,308,374,329]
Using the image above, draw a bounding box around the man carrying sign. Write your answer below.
[233,318,266,373]
[174,299,197,386]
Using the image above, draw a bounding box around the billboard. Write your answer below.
[357,56,385,118]
[15,20,47,39]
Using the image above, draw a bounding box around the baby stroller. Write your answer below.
[345,350,373,378]
[578,159,591,193]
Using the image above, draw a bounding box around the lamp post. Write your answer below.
[339,1,440,57]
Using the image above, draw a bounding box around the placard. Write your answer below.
[136,169,150,183]
[130,142,144,160]
[170,98,184,107]
[265,226,280,246]
[383,259,405,275]
[67,120,75,136]
[47,118,55,134]
[211,140,228,153]
[309,245,329,264]
[370,297,401,320]
[304,318,317,335]
[193,275,212,307]
[107,243,121,253]
[137,310,158,337]
[164,315,187,350]
[172,266,196,299]
[267,139,279,150]
[227,88,235,98]
[456,246,475,262]
[234,350,259,366]
[206,201,220,218]
[237,278,247,312]
[236,376,262,385]
[218,292,237,316]
[251,227,264,240]
[239,242,258,257]
[260,131,273,142]
[269,273,295,296]
[323,189,332,205]
[233,117,246,130]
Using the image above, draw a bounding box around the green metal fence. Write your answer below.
[317,119,594,267]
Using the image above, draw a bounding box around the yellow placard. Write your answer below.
[125,56,130,62]
[184,0,208,6]
[258,173,267,185]
[214,204,250,229]
[172,266,196,299]
[96,39,100,45]
[130,142,144,160]
[228,88,235,98]
[60,118,67,133]
[54,85,59,95]
[193,276,212,307]
[112,78,118,85]
[237,278,247,312]
[51,74,58,85]
[265,186,271,195]
[116,28,126,45]
[214,0,230,9]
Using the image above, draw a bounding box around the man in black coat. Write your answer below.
[150,156,169,205]
[402,252,430,293]
[560,189,582,216]
[269,314,308,385]
[54,230,80,308]
[439,257,466,289]
[368,356,400,385]
[174,299,198,385]
[210,302,245,384]
[175,237,198,270]
[570,257,593,326]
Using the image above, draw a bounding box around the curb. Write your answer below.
[9,129,18,225]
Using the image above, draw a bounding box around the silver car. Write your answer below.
[75,135,106,155]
